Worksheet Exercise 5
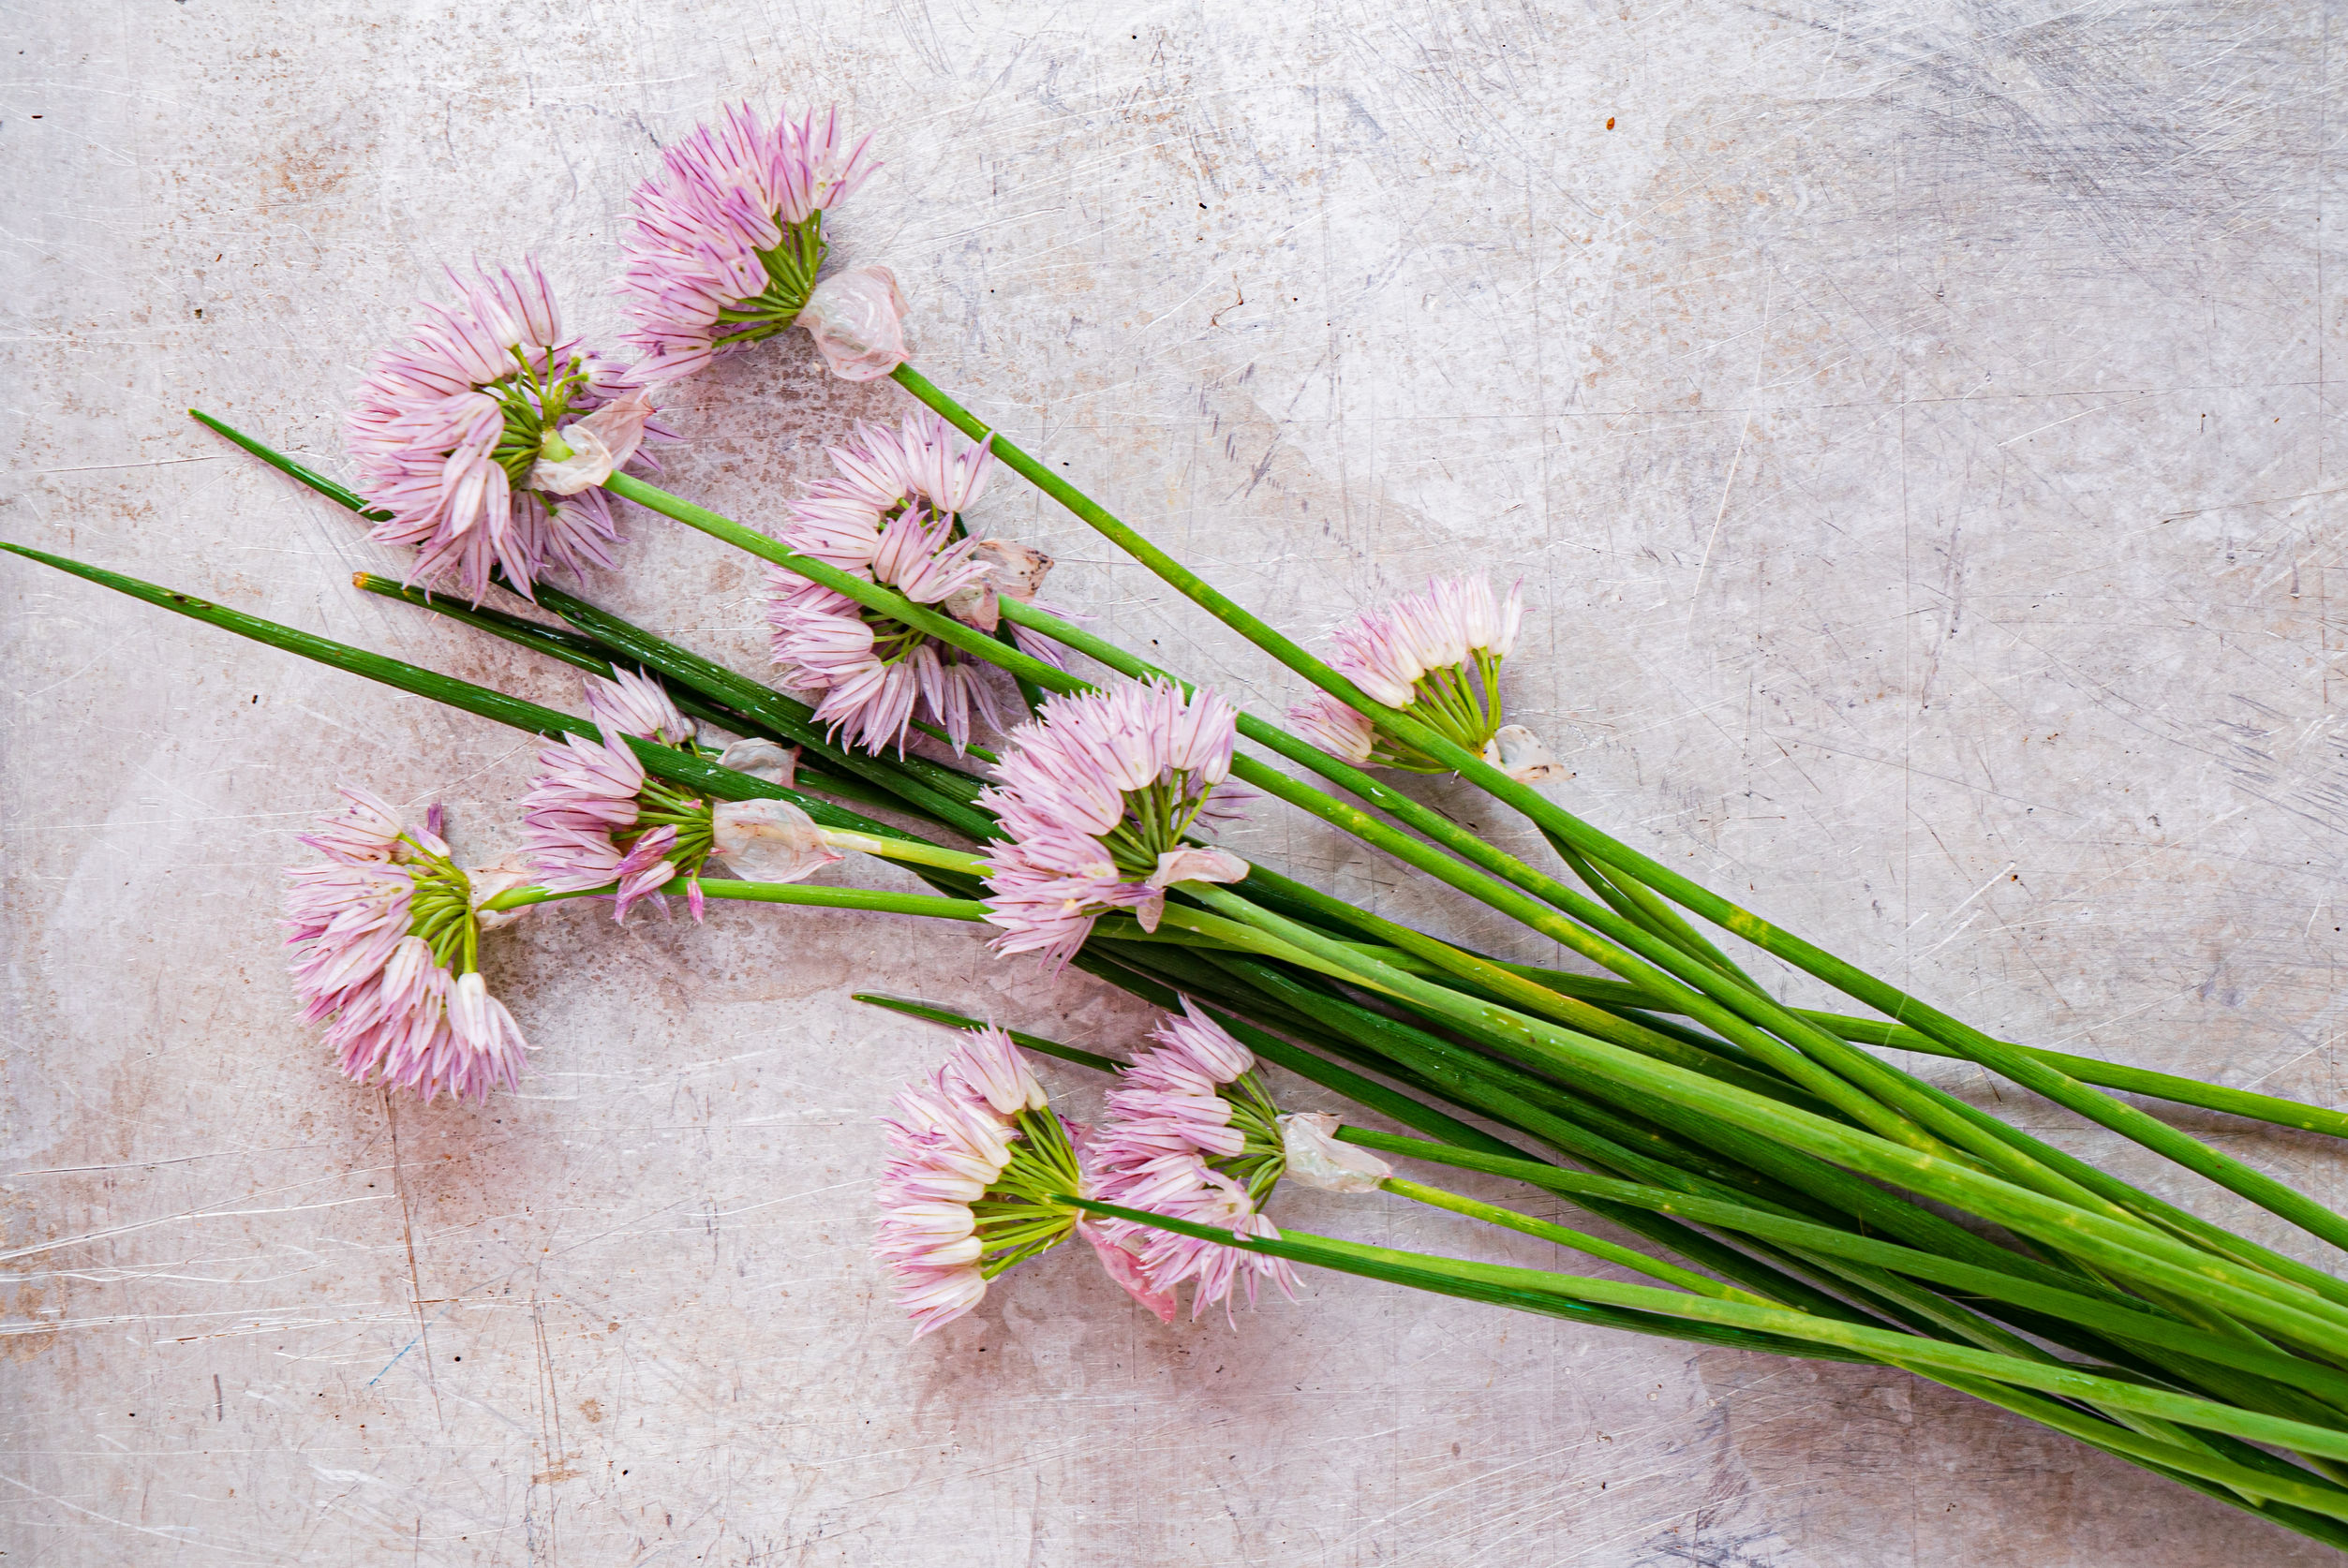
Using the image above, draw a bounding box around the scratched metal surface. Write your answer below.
[3,2,2343,1563]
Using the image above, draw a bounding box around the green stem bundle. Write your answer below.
[21,404,2332,1547]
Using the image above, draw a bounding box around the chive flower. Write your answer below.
[976,680,1251,968]
[617,103,882,383]
[345,260,661,603]
[282,786,529,1102]
[1289,576,1562,781]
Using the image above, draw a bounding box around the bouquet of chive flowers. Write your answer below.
[21,100,2348,1551]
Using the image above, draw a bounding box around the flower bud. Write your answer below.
[711,798,843,883]
[797,265,910,380]
[1276,1111,1393,1193]
[1482,724,1567,784]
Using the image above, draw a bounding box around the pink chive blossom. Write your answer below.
[617,103,880,383]
[346,259,664,605]
[583,667,698,748]
[1084,998,1300,1322]
[977,680,1252,968]
[873,1027,1096,1337]
[283,786,528,1102]
[521,673,836,921]
[767,412,1061,755]
[518,730,684,921]
[1287,576,1555,778]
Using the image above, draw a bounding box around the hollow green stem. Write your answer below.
[849,994,1125,1073]
[1341,1128,2348,1413]
[882,372,2348,1256]
[817,829,988,877]
[485,880,988,921]
[1180,885,2348,1354]
[0,544,952,850]
[1380,1176,1779,1306]
[1070,1197,2348,1473]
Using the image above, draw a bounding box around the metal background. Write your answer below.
[4,3,2344,1562]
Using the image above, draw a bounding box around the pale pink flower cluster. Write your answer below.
[872,1027,1050,1336]
[617,103,882,382]
[522,673,841,921]
[522,671,718,920]
[1289,576,1545,776]
[978,680,1251,968]
[283,787,528,1102]
[346,260,660,603]
[767,413,1042,754]
[1087,999,1299,1320]
[520,729,683,922]
[583,666,697,747]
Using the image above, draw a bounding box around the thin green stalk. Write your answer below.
[881,373,2348,1256]
[1070,1197,2348,1472]
[1547,829,1758,989]
[1226,864,1822,1111]
[817,829,988,877]
[0,544,947,847]
[1479,958,2348,1140]
[523,578,999,836]
[1928,1373,2348,1549]
[349,573,919,818]
[849,994,1124,1073]
[1181,884,2348,1354]
[1340,1128,2348,1415]
[1380,1176,1777,1305]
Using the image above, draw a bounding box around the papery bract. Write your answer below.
[798,264,909,380]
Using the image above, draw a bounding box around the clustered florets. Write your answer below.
[1289,575,1561,782]
[977,679,1252,968]
[872,1005,1304,1338]
[283,787,528,1102]
[346,260,662,603]
[617,102,884,382]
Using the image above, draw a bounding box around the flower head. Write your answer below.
[1288,576,1552,777]
[520,673,834,919]
[346,260,662,604]
[283,787,529,1102]
[617,103,880,382]
[873,1026,1089,1337]
[977,680,1252,967]
[767,413,1058,755]
[583,667,697,748]
[1084,998,1300,1321]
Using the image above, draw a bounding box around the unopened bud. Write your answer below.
[1277,1112,1393,1193]
[1482,724,1568,785]
[711,798,842,883]
[717,737,799,788]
